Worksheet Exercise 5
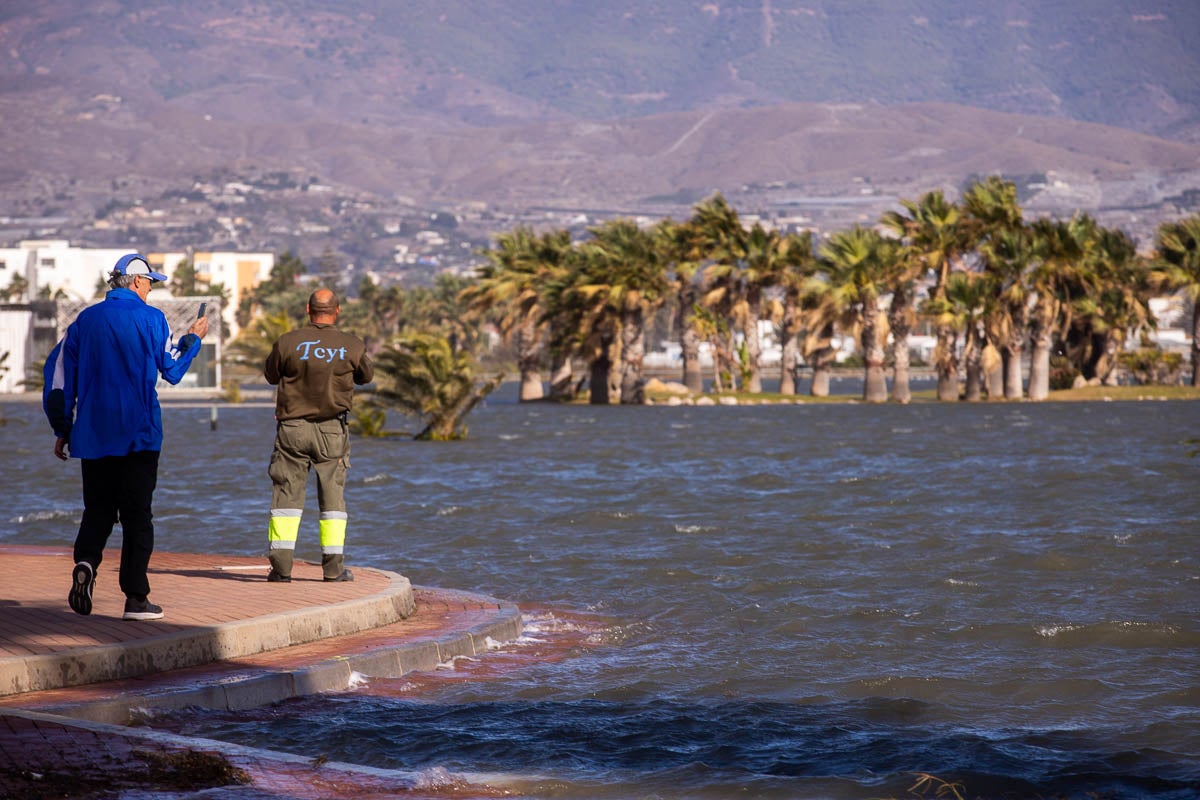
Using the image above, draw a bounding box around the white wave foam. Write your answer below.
[411,766,462,789]
[11,509,77,523]
[436,505,463,516]
[348,671,370,688]
[1037,624,1084,638]
[362,473,391,484]
[522,611,586,634]
[435,655,480,670]
[674,524,716,533]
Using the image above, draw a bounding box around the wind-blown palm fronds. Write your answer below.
[371,333,502,440]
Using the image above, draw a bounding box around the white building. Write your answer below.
[0,240,132,303]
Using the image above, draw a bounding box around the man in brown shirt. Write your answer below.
[264,288,373,582]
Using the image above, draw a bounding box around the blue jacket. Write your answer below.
[44,288,201,459]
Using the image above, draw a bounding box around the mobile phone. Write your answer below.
[197,302,207,319]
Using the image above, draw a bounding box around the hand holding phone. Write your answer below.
[189,303,210,339]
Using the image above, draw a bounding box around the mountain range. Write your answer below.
[3,0,1199,233]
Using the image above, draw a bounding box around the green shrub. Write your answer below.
[1119,348,1183,385]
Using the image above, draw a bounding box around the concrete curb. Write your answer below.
[3,569,416,698]
[31,587,523,726]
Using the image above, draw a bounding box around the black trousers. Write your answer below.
[74,450,160,600]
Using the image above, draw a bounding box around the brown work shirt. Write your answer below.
[265,322,373,421]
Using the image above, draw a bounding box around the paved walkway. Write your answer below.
[0,545,524,798]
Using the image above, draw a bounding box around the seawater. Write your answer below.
[3,387,1198,799]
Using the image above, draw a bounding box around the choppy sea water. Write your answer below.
[3,386,1198,799]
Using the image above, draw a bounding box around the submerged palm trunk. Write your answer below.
[962,321,985,402]
[744,294,763,394]
[682,325,703,393]
[1028,305,1053,401]
[780,338,799,395]
[935,324,960,401]
[1004,304,1030,399]
[888,288,912,404]
[1003,346,1024,399]
[589,356,611,404]
[862,302,887,403]
[620,307,647,404]
[808,323,836,397]
[515,320,544,402]
[548,350,575,401]
[779,300,800,396]
[810,347,835,397]
[984,345,1004,398]
[678,290,703,393]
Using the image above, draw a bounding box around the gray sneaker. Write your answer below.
[122,597,164,621]
[68,562,95,616]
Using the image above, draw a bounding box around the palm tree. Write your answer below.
[1071,226,1152,385]
[402,273,480,353]
[1027,215,1097,399]
[371,332,502,440]
[225,310,295,374]
[685,194,745,391]
[1151,212,1200,386]
[540,234,624,404]
[795,264,842,399]
[776,230,816,396]
[703,218,786,394]
[691,304,732,392]
[659,216,708,393]
[817,226,899,403]
[239,250,310,330]
[964,176,1027,398]
[462,226,571,401]
[978,225,1036,399]
[883,190,971,401]
[584,218,670,404]
[3,272,29,302]
[342,275,403,356]
[938,271,997,401]
[883,246,922,403]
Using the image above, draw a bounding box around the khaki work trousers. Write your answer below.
[267,417,350,578]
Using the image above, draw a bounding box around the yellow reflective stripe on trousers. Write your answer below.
[269,509,302,548]
[319,512,347,552]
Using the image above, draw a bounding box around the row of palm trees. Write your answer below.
[457,176,1200,404]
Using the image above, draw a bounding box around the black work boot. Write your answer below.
[268,550,294,582]
[322,553,354,582]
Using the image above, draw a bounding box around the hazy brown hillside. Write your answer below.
[6,95,1199,216]
[2,0,1198,233]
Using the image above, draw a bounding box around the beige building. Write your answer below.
[149,250,274,339]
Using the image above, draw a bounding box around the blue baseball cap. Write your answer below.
[112,253,168,282]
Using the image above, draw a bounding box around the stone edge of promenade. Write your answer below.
[51,589,523,726]
[0,570,418,699]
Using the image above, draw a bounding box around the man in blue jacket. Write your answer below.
[44,253,209,621]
